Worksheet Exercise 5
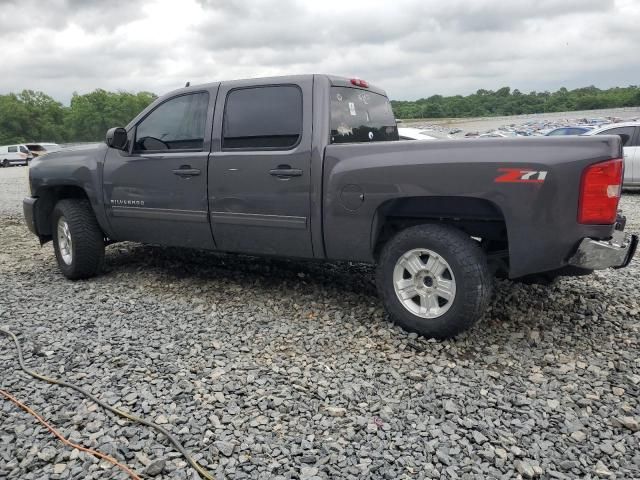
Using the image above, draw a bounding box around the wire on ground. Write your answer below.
[0,388,141,479]
[0,327,215,480]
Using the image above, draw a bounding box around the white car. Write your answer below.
[0,144,33,167]
[398,128,437,141]
[584,122,640,187]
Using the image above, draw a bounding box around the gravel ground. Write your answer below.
[1,165,639,480]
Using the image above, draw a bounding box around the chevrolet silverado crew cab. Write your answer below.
[23,75,638,339]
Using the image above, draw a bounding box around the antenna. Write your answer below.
[185,81,190,87]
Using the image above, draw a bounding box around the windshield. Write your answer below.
[330,87,398,144]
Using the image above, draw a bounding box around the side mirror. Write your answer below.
[106,127,128,150]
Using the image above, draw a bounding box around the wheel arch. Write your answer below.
[33,185,93,241]
[371,196,510,276]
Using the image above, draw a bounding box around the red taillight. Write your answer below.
[578,158,623,224]
[350,78,369,88]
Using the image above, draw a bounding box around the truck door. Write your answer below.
[209,78,314,257]
[102,90,216,249]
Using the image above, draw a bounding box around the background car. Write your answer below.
[545,126,595,136]
[0,144,33,167]
[585,122,640,186]
[26,143,62,160]
[478,131,511,138]
[398,127,437,140]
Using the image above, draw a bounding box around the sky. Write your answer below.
[0,0,638,103]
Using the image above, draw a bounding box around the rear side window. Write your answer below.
[330,87,398,144]
[135,92,209,152]
[596,126,635,146]
[8,146,17,152]
[223,86,302,150]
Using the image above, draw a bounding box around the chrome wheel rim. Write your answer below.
[393,248,456,319]
[57,216,73,265]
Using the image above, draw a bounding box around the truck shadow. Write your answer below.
[103,241,634,350]
[105,242,379,298]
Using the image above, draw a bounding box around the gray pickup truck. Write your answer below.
[23,74,637,338]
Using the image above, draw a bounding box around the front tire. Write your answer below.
[376,224,492,339]
[52,199,105,279]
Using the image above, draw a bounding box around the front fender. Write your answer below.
[29,144,112,237]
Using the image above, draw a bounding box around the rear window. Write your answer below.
[330,87,398,144]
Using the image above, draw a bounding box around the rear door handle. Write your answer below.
[269,165,303,178]
[173,166,201,177]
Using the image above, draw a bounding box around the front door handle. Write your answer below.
[269,165,303,178]
[173,165,201,177]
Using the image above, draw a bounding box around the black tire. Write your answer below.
[51,199,105,279]
[2,159,9,168]
[376,224,493,339]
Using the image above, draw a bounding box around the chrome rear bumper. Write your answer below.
[568,231,638,270]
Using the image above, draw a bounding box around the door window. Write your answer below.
[547,128,568,136]
[8,146,17,152]
[596,126,635,146]
[134,92,209,152]
[222,86,302,150]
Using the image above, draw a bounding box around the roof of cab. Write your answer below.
[166,74,387,98]
[127,74,389,129]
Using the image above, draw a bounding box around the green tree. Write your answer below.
[0,91,66,144]
[391,85,640,119]
[65,90,156,141]
[0,89,156,144]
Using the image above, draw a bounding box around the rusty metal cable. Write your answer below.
[0,388,142,479]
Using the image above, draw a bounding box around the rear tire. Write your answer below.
[376,224,493,339]
[2,159,9,168]
[52,199,105,279]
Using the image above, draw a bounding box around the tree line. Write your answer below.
[391,85,640,119]
[0,89,156,145]
[2,85,640,145]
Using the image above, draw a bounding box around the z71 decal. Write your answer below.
[495,168,548,183]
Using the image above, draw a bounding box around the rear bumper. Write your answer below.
[23,196,38,235]
[568,231,638,270]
